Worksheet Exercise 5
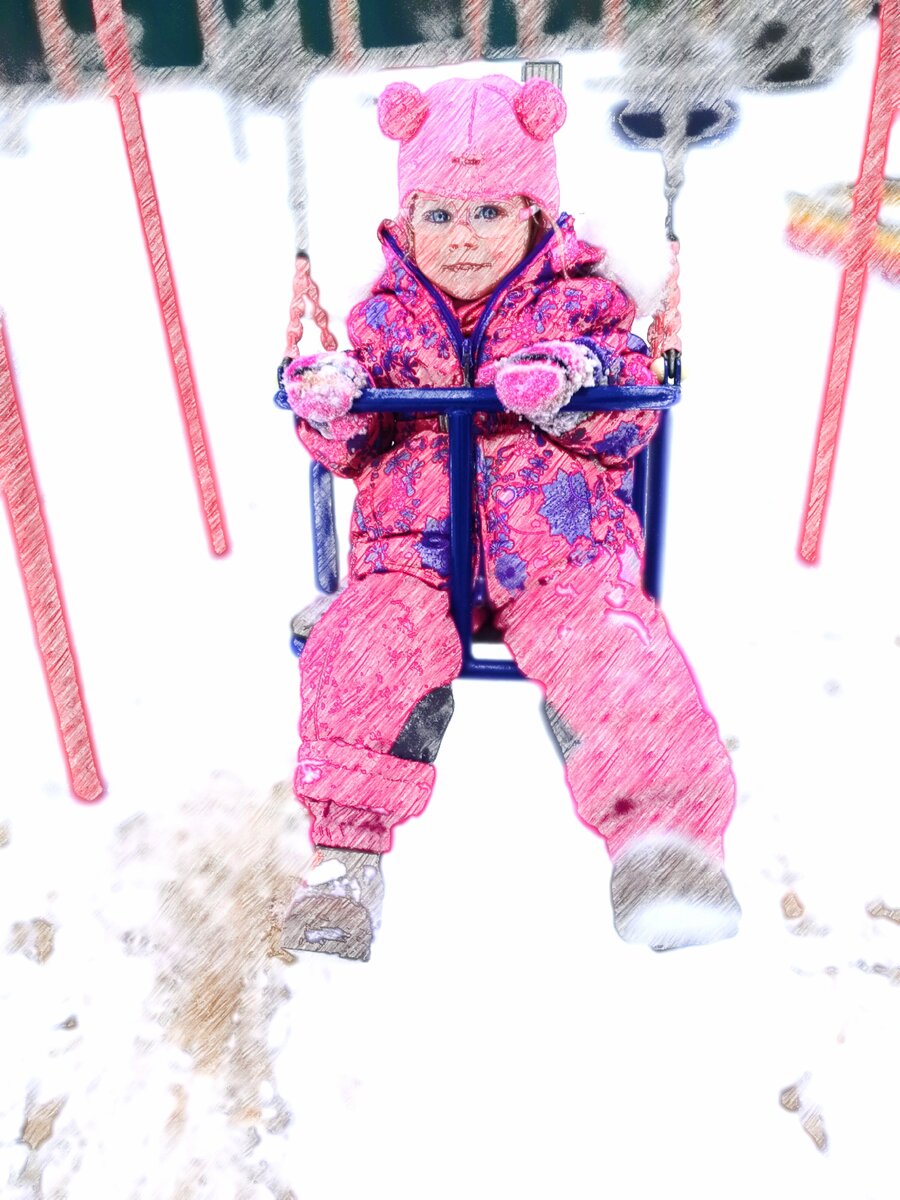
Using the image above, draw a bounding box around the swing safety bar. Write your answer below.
[301,370,680,679]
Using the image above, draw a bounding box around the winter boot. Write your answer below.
[610,835,741,952]
[281,847,384,962]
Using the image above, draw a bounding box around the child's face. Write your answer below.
[408,193,534,301]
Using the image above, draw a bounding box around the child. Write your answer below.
[278,75,740,961]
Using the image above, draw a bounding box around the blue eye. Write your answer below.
[424,209,452,224]
[474,205,501,220]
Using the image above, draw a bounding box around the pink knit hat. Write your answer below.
[377,75,566,218]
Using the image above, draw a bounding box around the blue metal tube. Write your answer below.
[642,407,672,603]
[448,410,475,669]
[631,446,649,537]
[460,659,523,680]
[351,385,678,413]
[309,460,339,593]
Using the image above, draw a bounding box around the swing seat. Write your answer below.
[284,363,681,678]
[612,99,739,150]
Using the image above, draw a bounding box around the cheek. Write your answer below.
[476,227,531,291]
[496,225,532,272]
[412,229,445,280]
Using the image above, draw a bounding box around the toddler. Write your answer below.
[278,75,740,960]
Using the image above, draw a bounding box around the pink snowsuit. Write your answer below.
[291,215,736,861]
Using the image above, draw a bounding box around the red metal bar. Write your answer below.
[0,313,105,802]
[518,0,546,58]
[92,0,230,557]
[603,0,626,48]
[798,0,899,564]
[464,0,489,59]
[195,0,224,61]
[329,0,361,67]
[33,0,80,97]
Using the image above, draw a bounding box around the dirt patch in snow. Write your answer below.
[142,777,302,1131]
[866,899,900,925]
[7,918,55,964]
[5,774,311,1199]
[780,1078,828,1153]
[781,891,805,919]
[19,1096,66,1151]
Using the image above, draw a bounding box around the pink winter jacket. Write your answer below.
[294,214,659,601]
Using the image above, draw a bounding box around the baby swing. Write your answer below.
[276,60,702,680]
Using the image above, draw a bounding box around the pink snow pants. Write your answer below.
[295,554,735,859]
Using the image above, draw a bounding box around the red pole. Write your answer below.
[603,0,626,48]
[329,0,362,68]
[33,0,80,97]
[517,0,547,58]
[798,0,899,564]
[464,0,489,59]
[92,0,230,557]
[0,313,105,802]
[195,0,220,51]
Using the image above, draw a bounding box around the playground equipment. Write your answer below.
[0,0,890,796]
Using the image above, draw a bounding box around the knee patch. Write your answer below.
[390,687,455,764]
[542,700,581,763]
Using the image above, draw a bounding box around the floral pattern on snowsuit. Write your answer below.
[294,215,660,606]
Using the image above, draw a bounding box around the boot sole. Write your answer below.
[281,894,373,962]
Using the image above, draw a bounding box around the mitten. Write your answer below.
[280,352,369,428]
[494,340,601,432]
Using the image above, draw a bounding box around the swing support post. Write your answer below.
[91,0,230,558]
[0,312,105,801]
[798,0,899,564]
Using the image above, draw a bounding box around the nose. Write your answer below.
[451,222,479,249]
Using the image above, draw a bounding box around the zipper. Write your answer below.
[442,338,473,431]
[467,222,558,375]
[381,223,557,383]
[382,229,468,369]
[380,223,562,535]
[461,338,473,385]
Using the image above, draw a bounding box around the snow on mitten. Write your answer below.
[282,352,368,429]
[494,340,600,432]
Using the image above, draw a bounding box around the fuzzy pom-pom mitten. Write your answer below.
[494,340,602,433]
[281,352,369,429]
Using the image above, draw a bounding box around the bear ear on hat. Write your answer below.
[378,82,429,141]
[514,78,566,140]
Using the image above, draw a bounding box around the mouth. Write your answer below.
[446,263,489,272]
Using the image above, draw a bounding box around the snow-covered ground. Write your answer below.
[1,22,899,1200]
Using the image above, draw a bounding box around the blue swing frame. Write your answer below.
[289,353,681,680]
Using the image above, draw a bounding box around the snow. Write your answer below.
[1,21,899,1200]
